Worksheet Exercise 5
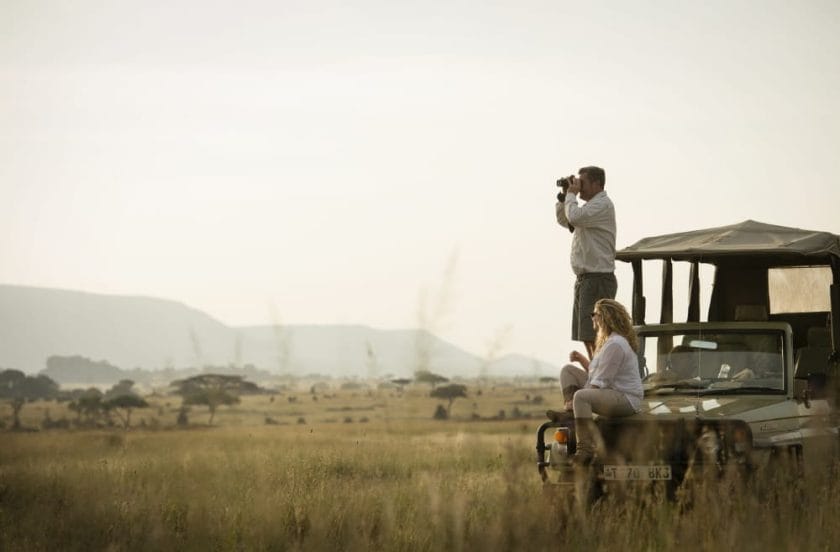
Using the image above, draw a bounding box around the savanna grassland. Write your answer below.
[2,385,839,551]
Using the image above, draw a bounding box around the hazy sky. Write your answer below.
[2,1,839,364]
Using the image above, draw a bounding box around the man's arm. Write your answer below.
[564,193,611,227]
[556,200,571,228]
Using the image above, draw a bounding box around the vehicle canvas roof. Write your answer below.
[617,220,840,265]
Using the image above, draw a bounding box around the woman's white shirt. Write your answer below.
[587,334,643,411]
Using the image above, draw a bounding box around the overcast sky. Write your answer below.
[2,1,839,365]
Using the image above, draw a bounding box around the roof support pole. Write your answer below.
[658,259,674,360]
[660,260,673,324]
[688,261,701,322]
[831,257,840,355]
[830,257,840,407]
[632,260,645,325]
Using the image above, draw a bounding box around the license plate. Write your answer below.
[602,465,672,480]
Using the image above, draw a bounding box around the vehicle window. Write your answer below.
[639,330,785,393]
[769,267,831,314]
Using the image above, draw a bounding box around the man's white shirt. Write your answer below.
[556,190,616,275]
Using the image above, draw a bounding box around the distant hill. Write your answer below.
[0,285,233,372]
[0,285,558,378]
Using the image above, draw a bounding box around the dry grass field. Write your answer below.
[2,384,839,551]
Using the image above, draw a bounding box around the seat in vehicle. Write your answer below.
[794,326,832,397]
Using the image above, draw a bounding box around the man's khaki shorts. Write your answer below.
[572,272,617,342]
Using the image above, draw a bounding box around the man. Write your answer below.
[556,166,617,359]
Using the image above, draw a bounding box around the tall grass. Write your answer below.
[2,419,838,551]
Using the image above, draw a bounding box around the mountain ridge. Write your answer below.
[0,284,559,378]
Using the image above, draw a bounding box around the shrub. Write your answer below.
[176,407,189,427]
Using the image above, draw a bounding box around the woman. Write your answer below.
[547,298,643,463]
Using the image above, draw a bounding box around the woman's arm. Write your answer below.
[570,350,590,371]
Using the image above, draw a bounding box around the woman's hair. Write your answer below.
[593,298,638,353]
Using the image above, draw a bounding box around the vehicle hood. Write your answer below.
[633,394,788,420]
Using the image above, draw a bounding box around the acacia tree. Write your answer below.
[103,379,149,429]
[0,369,59,429]
[104,395,149,429]
[68,388,105,426]
[390,378,412,392]
[415,370,449,388]
[171,374,245,425]
[430,383,467,419]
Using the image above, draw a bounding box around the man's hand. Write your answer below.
[567,176,581,195]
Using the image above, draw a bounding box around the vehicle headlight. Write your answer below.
[548,429,570,467]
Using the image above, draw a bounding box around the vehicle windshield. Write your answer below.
[638,328,785,395]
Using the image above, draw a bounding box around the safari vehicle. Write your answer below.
[536,220,840,497]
